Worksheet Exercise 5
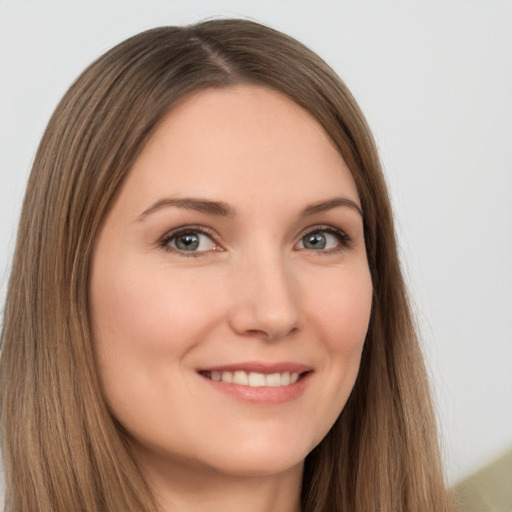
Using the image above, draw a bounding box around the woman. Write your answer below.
[0,18,453,512]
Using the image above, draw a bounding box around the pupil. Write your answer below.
[305,233,326,250]
[176,233,199,251]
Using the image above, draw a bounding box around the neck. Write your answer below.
[134,446,303,512]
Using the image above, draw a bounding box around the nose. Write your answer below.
[228,251,300,341]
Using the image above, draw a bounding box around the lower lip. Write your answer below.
[200,372,312,405]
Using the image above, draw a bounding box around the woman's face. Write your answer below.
[90,85,372,480]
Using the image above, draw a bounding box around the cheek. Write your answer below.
[306,262,373,353]
[292,262,372,448]
[89,258,221,413]
[304,261,372,402]
[91,262,215,356]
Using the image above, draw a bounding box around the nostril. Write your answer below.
[244,325,299,342]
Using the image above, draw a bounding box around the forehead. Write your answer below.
[119,85,359,211]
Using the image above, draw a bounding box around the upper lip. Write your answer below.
[197,362,313,374]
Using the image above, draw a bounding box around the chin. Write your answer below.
[210,447,308,478]
[133,433,311,481]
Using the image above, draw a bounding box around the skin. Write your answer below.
[90,85,373,512]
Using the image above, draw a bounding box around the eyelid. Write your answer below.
[295,224,352,252]
[157,223,352,257]
[158,225,222,256]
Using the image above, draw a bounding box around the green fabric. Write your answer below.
[451,448,512,512]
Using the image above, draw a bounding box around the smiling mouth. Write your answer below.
[200,370,302,387]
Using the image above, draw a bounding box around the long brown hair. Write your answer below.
[0,19,453,511]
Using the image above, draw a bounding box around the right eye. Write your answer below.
[161,228,219,255]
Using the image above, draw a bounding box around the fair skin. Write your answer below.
[90,85,373,512]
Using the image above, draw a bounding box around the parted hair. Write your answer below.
[0,18,453,512]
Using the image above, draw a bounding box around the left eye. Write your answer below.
[296,230,347,251]
[165,231,216,252]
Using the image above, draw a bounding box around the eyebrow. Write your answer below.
[137,197,236,221]
[136,195,363,222]
[301,197,363,218]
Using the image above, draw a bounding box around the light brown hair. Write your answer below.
[0,19,453,512]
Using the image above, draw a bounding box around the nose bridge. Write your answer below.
[229,244,300,340]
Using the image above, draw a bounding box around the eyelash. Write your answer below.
[158,224,352,257]
[159,225,219,258]
[297,225,352,254]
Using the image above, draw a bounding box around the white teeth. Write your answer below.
[232,371,248,385]
[206,370,301,387]
[248,372,266,387]
[221,371,233,383]
[266,373,281,387]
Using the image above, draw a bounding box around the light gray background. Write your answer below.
[0,0,511,488]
